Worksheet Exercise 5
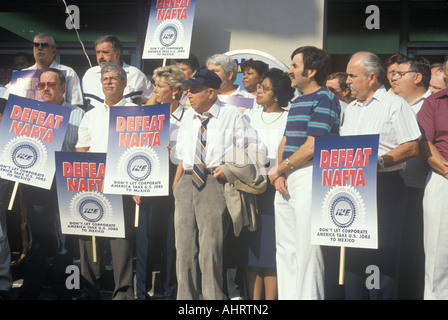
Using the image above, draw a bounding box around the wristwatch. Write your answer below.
[378,156,385,169]
[285,157,294,170]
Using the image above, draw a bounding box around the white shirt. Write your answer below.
[0,84,6,98]
[409,89,432,114]
[76,98,137,152]
[340,86,421,172]
[169,105,186,165]
[244,107,288,161]
[175,99,264,170]
[82,62,153,108]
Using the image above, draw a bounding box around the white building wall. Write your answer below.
[190,0,325,66]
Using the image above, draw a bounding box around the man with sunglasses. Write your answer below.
[16,68,85,300]
[82,35,153,109]
[22,33,84,107]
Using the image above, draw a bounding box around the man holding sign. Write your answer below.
[17,68,85,300]
[76,63,136,300]
[341,52,421,299]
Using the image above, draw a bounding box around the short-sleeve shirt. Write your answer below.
[282,86,340,160]
[76,98,137,152]
[61,101,85,152]
[417,88,448,160]
[341,86,421,172]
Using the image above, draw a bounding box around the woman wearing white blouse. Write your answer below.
[242,68,294,300]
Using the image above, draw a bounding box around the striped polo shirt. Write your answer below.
[62,101,85,152]
[283,87,341,160]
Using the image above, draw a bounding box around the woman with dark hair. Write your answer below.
[242,68,295,300]
[241,59,269,96]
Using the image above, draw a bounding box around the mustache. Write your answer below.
[103,84,115,88]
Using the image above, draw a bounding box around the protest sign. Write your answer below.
[142,0,197,59]
[8,69,67,101]
[55,151,125,239]
[311,134,379,284]
[103,104,170,197]
[218,94,255,110]
[0,94,71,191]
[226,49,289,90]
[311,134,379,249]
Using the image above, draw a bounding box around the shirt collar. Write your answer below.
[103,98,127,109]
[171,105,185,122]
[353,85,387,107]
[193,99,221,120]
[410,89,432,106]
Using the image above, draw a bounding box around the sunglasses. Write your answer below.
[33,42,52,48]
[38,82,57,90]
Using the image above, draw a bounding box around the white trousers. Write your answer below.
[274,163,324,300]
[423,171,448,300]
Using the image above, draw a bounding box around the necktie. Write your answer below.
[192,115,210,190]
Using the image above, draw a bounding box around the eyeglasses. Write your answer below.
[33,42,52,49]
[101,76,120,83]
[257,83,272,93]
[392,70,417,79]
[37,82,57,90]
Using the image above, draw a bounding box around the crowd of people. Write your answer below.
[0,31,448,301]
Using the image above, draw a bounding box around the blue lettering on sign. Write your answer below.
[132,165,148,172]
[16,153,33,161]
[83,208,99,214]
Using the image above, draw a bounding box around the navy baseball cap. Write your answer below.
[182,68,222,89]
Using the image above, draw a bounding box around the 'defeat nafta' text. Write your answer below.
[63,162,105,192]
[9,105,64,143]
[156,0,191,20]
[320,148,373,187]
[116,114,165,148]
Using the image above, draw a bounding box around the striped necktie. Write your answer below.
[192,115,210,190]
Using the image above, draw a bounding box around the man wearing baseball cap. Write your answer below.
[172,68,263,299]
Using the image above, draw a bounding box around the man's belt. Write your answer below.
[184,168,216,175]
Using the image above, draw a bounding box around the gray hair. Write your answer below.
[34,33,56,47]
[101,63,127,81]
[206,53,238,82]
[352,51,385,83]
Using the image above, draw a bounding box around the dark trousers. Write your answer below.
[398,186,424,299]
[135,194,176,300]
[344,171,407,300]
[19,181,73,299]
[78,195,135,300]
